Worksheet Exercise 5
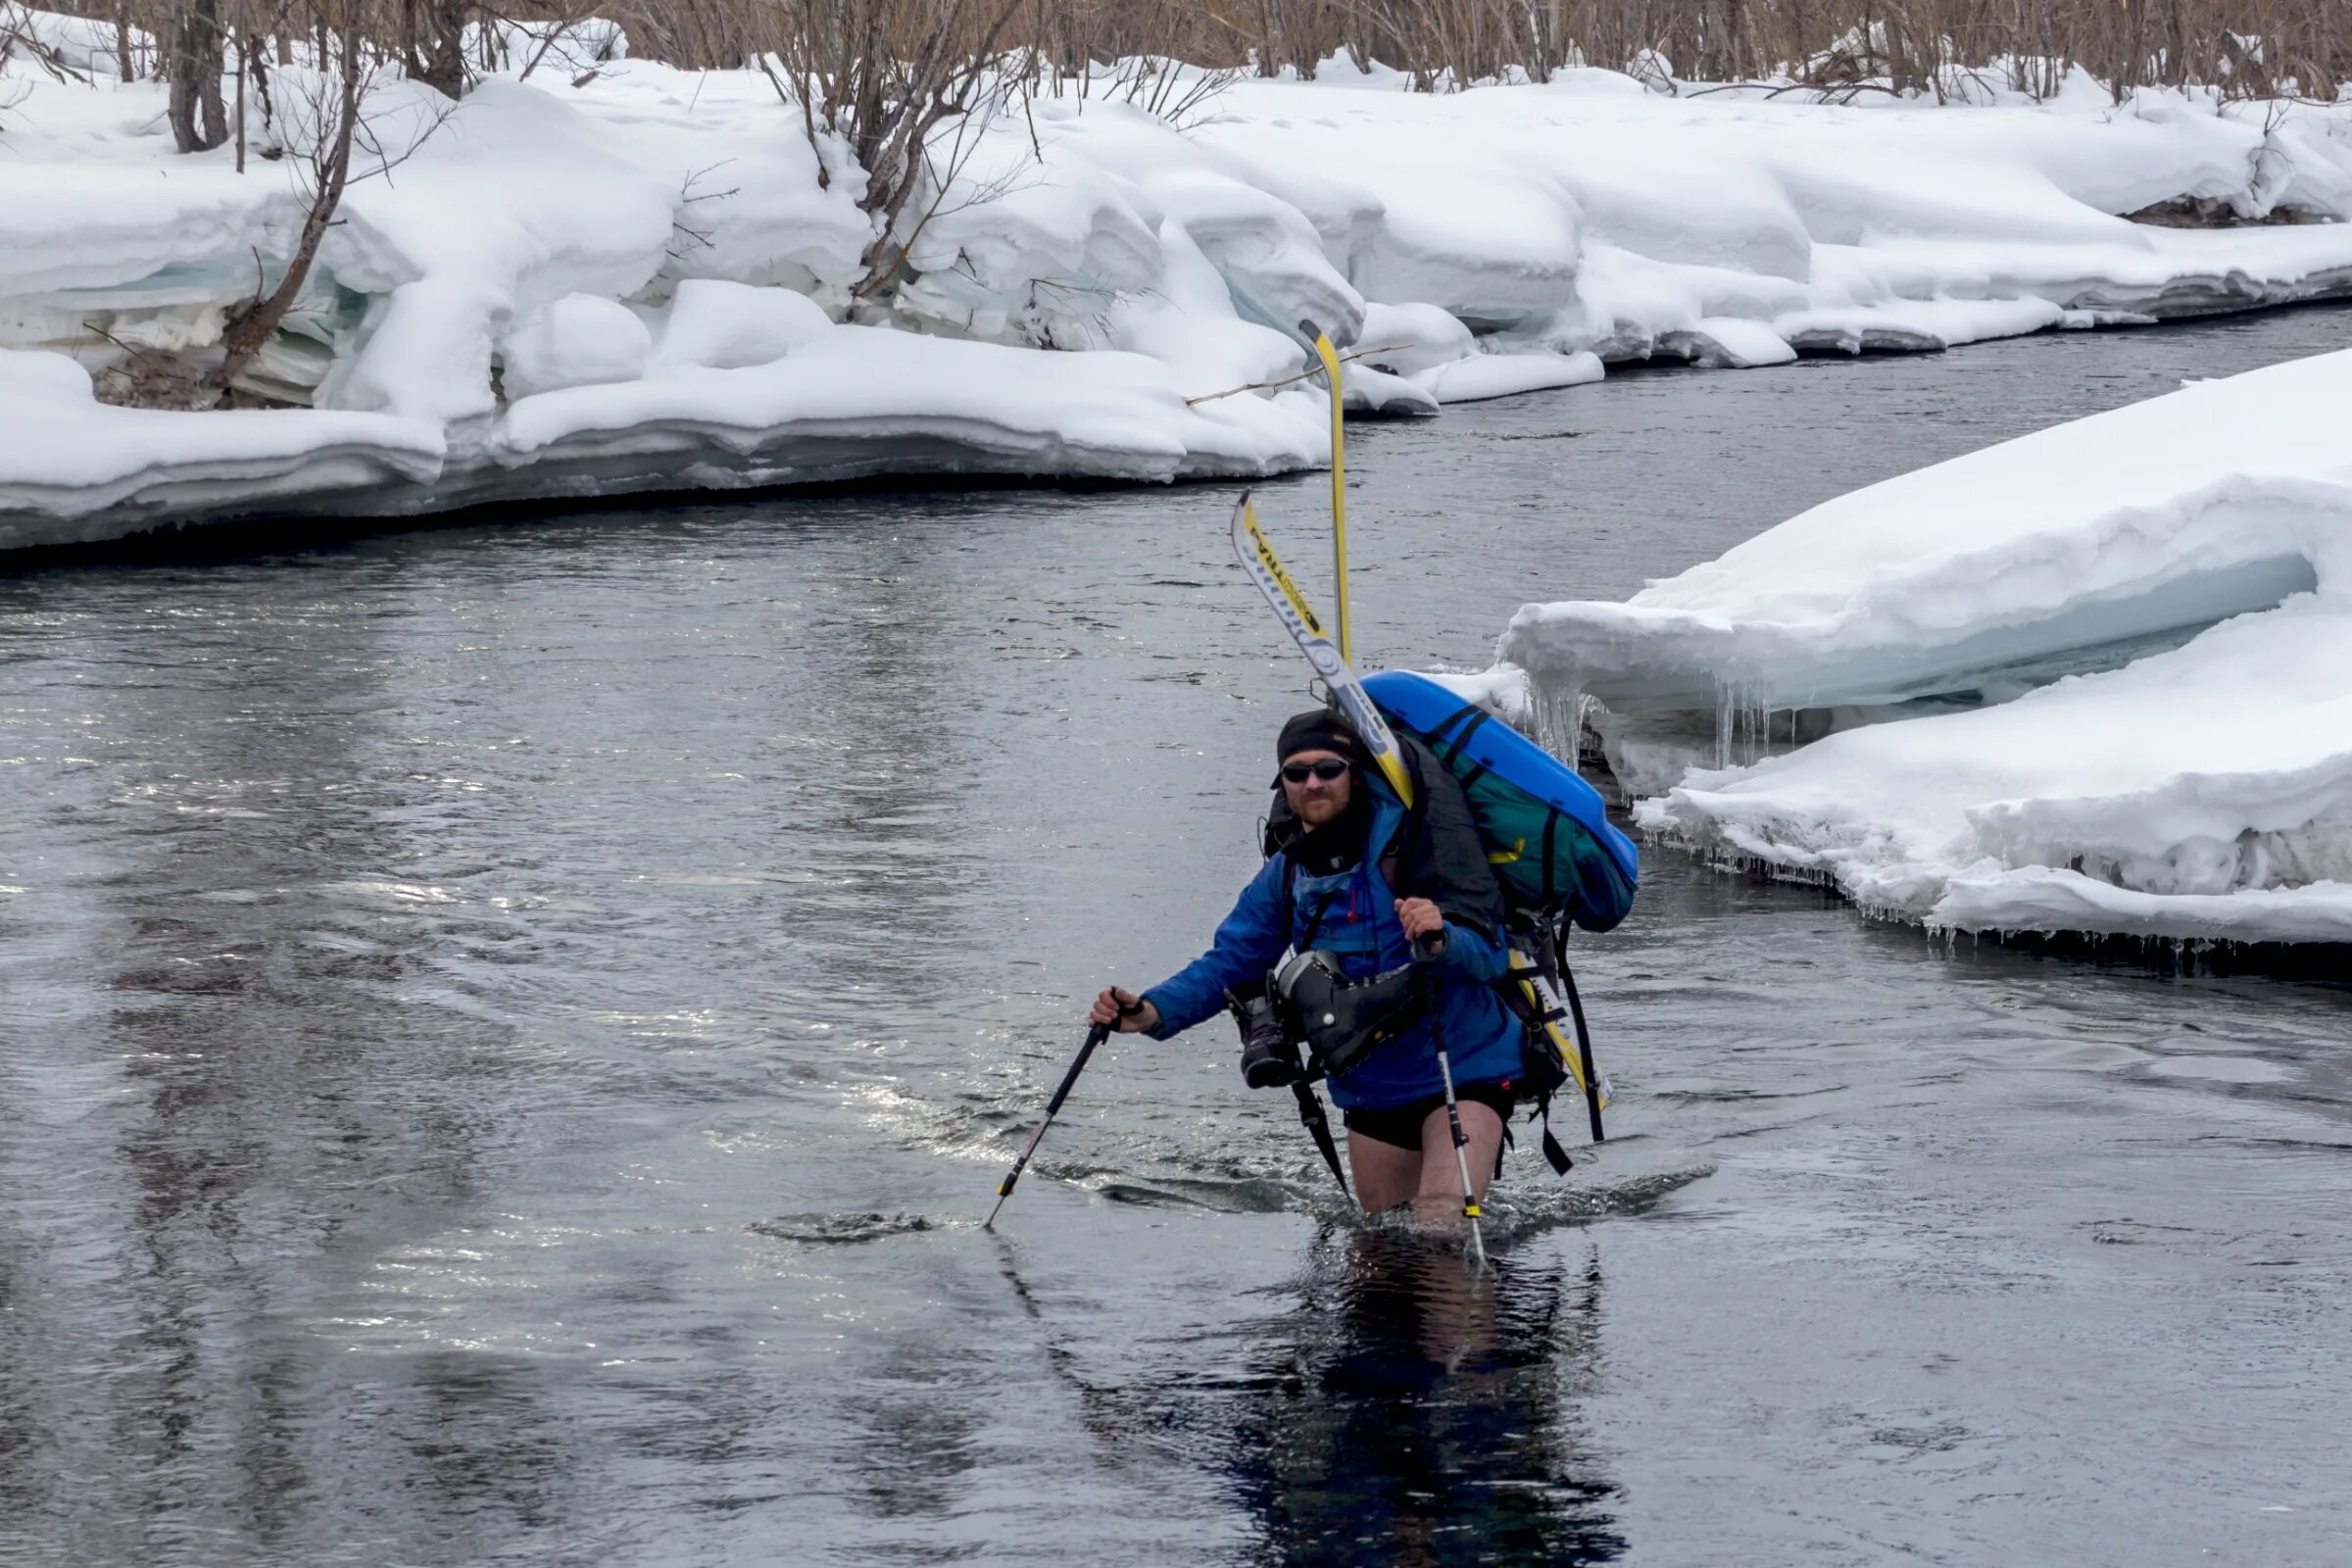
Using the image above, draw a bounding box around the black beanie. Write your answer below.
[1277,709,1362,763]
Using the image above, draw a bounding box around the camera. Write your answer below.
[1228,986,1301,1089]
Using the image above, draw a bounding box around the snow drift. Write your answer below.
[1503,349,2352,943]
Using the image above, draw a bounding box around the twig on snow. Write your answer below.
[1184,343,1412,405]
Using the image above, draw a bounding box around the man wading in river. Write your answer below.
[1091,710,1524,1217]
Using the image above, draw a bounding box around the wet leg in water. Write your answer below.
[1348,1101,1506,1218]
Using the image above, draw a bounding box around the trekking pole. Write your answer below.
[1291,1078,1351,1199]
[984,1022,1109,1231]
[1413,936,1489,1271]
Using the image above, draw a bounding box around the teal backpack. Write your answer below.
[1361,671,1638,933]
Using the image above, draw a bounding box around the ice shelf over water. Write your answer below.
[5,26,2352,543]
[1502,349,2352,943]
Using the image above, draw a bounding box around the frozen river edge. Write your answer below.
[7,38,2352,549]
[1504,345,2352,948]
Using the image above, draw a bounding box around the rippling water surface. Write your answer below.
[5,313,2352,1567]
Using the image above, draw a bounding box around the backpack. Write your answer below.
[1359,671,1638,934]
[1361,671,1641,1172]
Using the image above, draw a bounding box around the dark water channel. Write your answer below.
[6,312,2352,1567]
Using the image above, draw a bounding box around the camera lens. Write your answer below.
[1232,993,1298,1088]
[1242,1040,1296,1089]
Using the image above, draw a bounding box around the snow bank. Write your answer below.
[0,348,443,548]
[1198,69,2352,358]
[5,24,2352,543]
[1639,593,2352,941]
[1501,348,2352,714]
[653,279,831,370]
[2,7,153,78]
[1411,349,1603,403]
[500,293,653,399]
[0,60,1333,538]
[475,327,1329,505]
[1506,349,2352,943]
[0,330,1325,539]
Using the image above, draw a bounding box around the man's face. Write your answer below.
[1281,750,1353,828]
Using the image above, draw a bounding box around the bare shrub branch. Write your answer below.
[203,16,457,401]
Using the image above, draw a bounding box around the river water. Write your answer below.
[5,312,2351,1568]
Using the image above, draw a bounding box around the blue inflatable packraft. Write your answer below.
[1363,669,1640,933]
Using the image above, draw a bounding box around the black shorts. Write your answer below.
[1342,1081,1517,1152]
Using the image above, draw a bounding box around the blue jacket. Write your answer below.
[1142,786,1525,1112]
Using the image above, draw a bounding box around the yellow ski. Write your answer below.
[1507,951,1610,1114]
[1230,493,1413,810]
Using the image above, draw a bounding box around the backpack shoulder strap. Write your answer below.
[1273,849,1347,956]
[1389,733,1506,941]
[1536,1097,1574,1176]
[1376,739,1431,894]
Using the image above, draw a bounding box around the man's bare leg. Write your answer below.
[1348,1130,1423,1213]
[1415,1098,1503,1222]
[1347,1101,1506,1217]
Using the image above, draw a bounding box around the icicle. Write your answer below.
[1534,680,1585,763]
[1710,675,1780,769]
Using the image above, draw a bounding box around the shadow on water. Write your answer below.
[0,468,1298,574]
[1217,1227,1624,1568]
[0,565,582,1561]
[1947,925,2352,983]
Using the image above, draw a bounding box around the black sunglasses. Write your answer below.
[1281,760,1351,784]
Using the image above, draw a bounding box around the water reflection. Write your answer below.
[0,578,550,1559]
[1222,1228,1623,1567]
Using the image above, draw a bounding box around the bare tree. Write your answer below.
[400,0,466,94]
[165,0,231,148]
[3,0,84,105]
[0,5,42,127]
[765,0,1042,305]
[42,0,2352,119]
[205,13,453,401]
[1032,1,1242,123]
[204,27,359,395]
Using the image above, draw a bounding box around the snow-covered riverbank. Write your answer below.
[1502,347,2352,945]
[5,24,2352,547]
